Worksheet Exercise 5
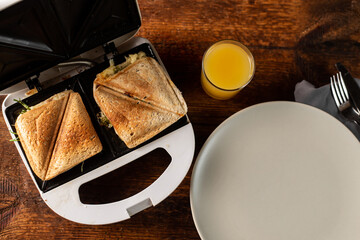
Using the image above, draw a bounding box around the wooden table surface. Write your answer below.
[1,0,360,239]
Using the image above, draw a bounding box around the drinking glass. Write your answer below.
[201,40,255,100]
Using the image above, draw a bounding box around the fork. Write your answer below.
[330,72,360,125]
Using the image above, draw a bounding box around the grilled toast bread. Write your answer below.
[15,91,70,180]
[15,90,102,181]
[94,57,187,116]
[93,54,187,148]
[45,92,103,180]
[94,86,179,148]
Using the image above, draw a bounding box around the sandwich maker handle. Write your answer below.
[41,123,195,225]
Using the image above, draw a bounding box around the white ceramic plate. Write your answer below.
[190,101,360,240]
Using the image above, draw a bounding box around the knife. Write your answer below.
[335,63,360,113]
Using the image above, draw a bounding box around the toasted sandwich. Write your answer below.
[15,91,71,180]
[93,53,187,148]
[45,92,103,180]
[94,86,179,148]
[15,90,102,181]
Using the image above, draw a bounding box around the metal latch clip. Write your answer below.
[103,42,119,61]
[25,75,42,92]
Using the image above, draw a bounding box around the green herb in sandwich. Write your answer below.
[81,162,85,172]
[97,111,113,128]
[9,130,19,142]
[14,98,31,114]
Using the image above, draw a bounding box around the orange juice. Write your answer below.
[201,40,255,100]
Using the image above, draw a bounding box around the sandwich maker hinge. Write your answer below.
[103,42,119,61]
[25,75,43,92]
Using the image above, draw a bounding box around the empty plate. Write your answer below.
[190,101,360,240]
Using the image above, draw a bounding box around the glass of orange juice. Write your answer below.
[201,40,255,100]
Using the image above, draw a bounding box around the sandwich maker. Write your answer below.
[0,0,195,224]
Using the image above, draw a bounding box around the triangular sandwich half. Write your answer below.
[45,92,103,180]
[94,86,179,148]
[94,56,187,116]
[93,53,188,148]
[15,90,71,180]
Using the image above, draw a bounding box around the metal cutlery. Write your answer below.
[330,72,360,125]
[336,63,360,113]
